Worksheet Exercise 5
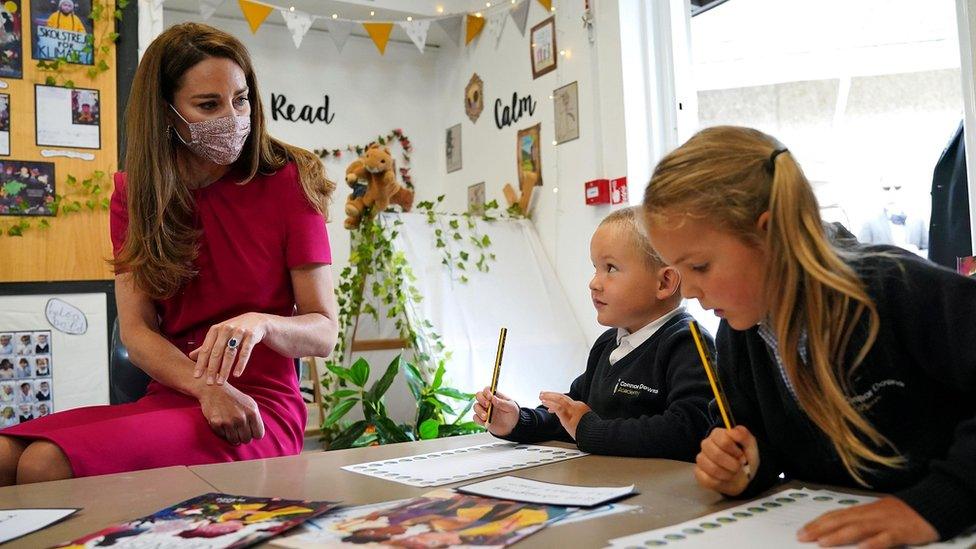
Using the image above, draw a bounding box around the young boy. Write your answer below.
[473,207,714,461]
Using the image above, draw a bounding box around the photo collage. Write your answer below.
[0,330,53,428]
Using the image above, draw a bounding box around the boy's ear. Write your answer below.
[656,265,681,300]
[756,210,771,234]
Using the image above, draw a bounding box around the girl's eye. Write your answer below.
[607,264,618,273]
[690,263,709,273]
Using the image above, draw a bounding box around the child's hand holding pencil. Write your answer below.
[694,425,760,496]
[473,388,519,436]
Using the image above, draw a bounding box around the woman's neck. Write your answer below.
[175,147,231,190]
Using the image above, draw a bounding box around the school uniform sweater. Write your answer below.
[501,311,714,461]
[716,245,976,539]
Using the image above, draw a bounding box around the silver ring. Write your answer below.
[227,338,239,350]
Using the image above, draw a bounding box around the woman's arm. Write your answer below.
[192,263,339,385]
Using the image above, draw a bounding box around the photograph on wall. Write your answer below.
[553,81,579,144]
[0,160,55,215]
[30,0,93,65]
[517,123,542,188]
[0,0,23,79]
[446,123,462,173]
[465,72,484,123]
[468,181,485,215]
[35,84,100,149]
[530,16,556,79]
[0,93,9,156]
[0,330,53,430]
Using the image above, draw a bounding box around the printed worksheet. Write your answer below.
[341,442,587,487]
[459,476,635,507]
[0,508,78,543]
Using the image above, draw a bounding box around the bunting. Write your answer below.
[280,9,313,48]
[198,0,224,20]
[323,19,355,53]
[435,15,463,48]
[238,0,273,33]
[510,0,530,36]
[363,22,394,54]
[399,19,431,53]
[465,14,485,45]
[486,10,507,47]
[536,0,552,11]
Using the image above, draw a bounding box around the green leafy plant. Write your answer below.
[324,355,481,450]
[1,171,111,237]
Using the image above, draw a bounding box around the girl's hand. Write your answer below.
[798,497,938,548]
[539,392,592,440]
[189,313,269,386]
[473,387,520,436]
[694,425,759,496]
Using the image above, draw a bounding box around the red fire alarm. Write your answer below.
[610,177,628,205]
[585,179,610,205]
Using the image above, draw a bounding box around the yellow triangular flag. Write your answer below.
[537,0,553,11]
[465,14,485,45]
[363,22,394,54]
[238,0,273,33]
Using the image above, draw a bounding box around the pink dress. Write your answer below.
[2,161,332,477]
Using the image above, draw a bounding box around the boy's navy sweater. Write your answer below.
[502,311,714,462]
[716,246,976,539]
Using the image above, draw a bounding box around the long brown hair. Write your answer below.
[113,22,335,299]
[643,126,902,485]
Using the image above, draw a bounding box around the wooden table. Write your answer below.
[0,466,218,548]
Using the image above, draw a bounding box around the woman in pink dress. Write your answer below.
[0,22,338,484]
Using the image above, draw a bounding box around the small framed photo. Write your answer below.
[446,123,462,173]
[467,182,485,215]
[553,81,579,144]
[530,16,556,79]
[516,123,542,188]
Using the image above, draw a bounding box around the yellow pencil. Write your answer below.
[690,321,751,479]
[485,327,507,424]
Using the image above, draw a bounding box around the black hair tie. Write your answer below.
[766,148,788,174]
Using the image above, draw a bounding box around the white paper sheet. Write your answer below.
[35,85,101,150]
[606,488,976,549]
[459,476,635,507]
[341,442,586,487]
[0,508,78,543]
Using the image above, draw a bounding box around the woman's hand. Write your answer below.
[798,497,938,548]
[694,425,759,496]
[473,387,520,436]
[197,382,265,445]
[189,313,269,385]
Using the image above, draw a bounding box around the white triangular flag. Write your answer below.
[399,19,431,53]
[435,15,463,48]
[486,10,507,46]
[199,0,224,20]
[280,9,313,48]
[323,19,355,53]
[510,0,530,36]
[151,0,165,11]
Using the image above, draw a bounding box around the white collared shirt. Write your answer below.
[609,305,686,365]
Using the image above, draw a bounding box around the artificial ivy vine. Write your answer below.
[2,171,111,236]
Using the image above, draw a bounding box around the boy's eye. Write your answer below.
[690,263,709,273]
[607,264,618,273]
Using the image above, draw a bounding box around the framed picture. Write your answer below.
[553,81,579,144]
[35,84,101,149]
[30,0,93,65]
[0,93,10,156]
[516,123,542,188]
[530,16,556,79]
[0,0,23,79]
[446,123,462,173]
[464,73,484,123]
[0,159,56,216]
[0,280,116,417]
[467,182,485,215]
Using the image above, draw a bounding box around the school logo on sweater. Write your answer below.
[613,378,659,396]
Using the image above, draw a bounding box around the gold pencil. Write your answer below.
[486,327,507,424]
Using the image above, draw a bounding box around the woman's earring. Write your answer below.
[166,125,172,138]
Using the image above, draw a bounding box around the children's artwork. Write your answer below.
[465,72,484,123]
[957,255,976,277]
[35,84,100,149]
[0,160,55,215]
[446,123,462,173]
[0,0,23,79]
[0,508,78,544]
[516,123,542,188]
[458,476,636,508]
[0,93,9,155]
[274,488,573,548]
[468,182,485,215]
[530,16,556,79]
[553,81,579,144]
[54,493,338,549]
[0,330,53,429]
[30,0,93,65]
[341,442,587,487]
